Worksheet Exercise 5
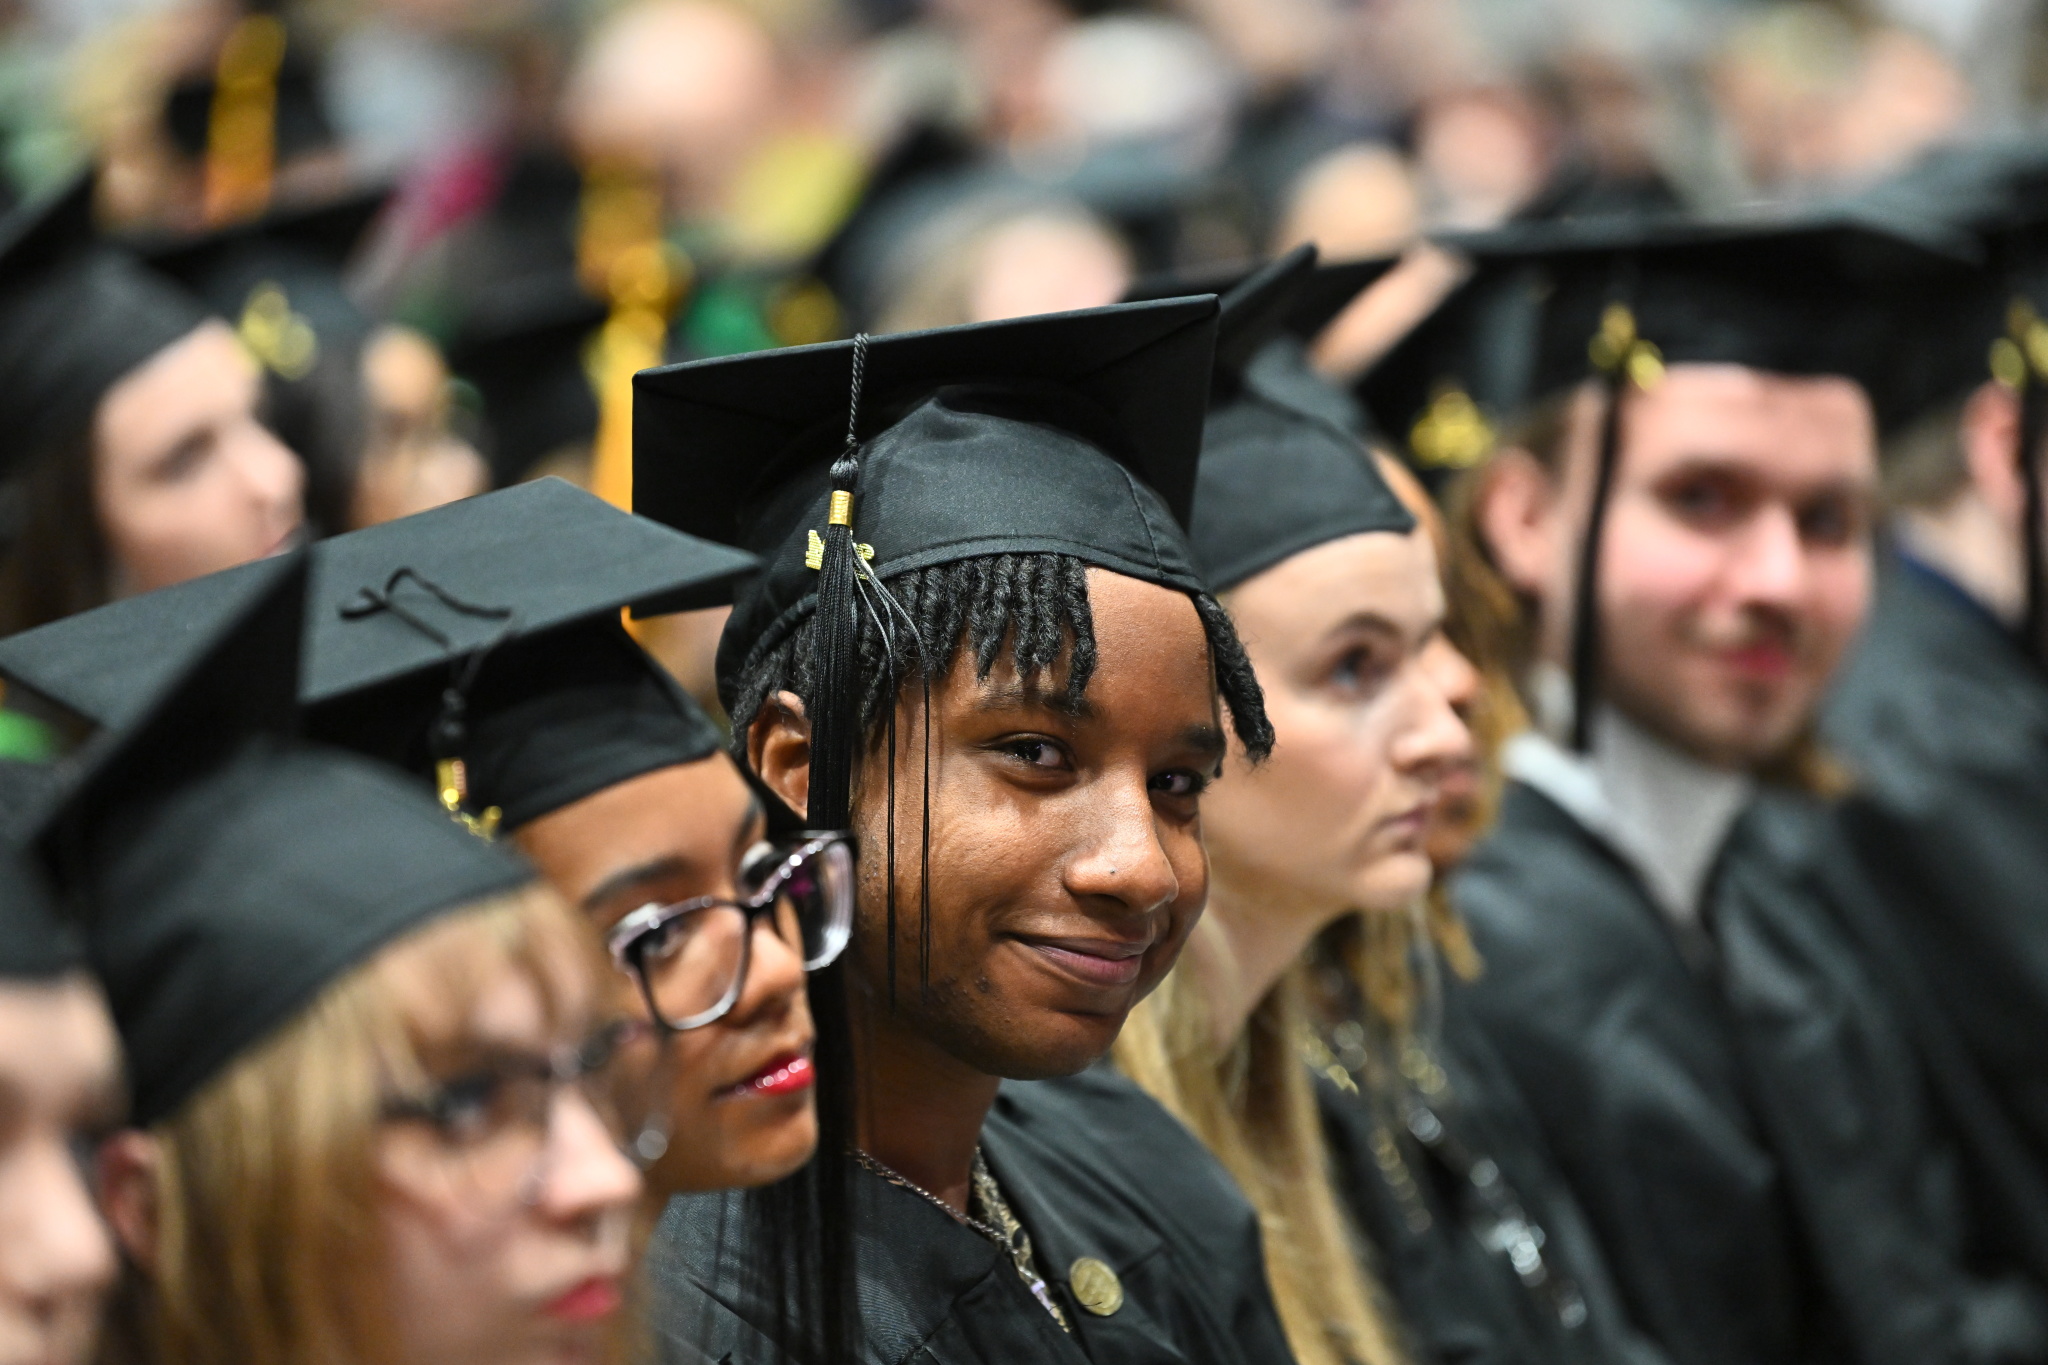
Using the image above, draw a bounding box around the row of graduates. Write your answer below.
[7,133,2048,1365]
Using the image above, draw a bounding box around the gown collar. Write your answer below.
[1506,669,1752,926]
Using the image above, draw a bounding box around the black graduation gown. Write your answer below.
[645,1066,1300,1365]
[1317,988,1672,1365]
[1823,559,2048,1247]
[1452,780,2048,1365]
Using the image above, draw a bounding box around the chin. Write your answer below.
[968,1011,1126,1081]
[1353,855,1434,914]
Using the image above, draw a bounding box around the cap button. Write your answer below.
[1068,1257,1124,1317]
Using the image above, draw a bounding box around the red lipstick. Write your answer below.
[726,1053,815,1099]
[544,1277,623,1323]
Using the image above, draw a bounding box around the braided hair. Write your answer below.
[728,551,1274,763]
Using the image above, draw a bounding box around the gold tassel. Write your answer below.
[203,14,286,226]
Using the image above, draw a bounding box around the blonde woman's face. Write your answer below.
[0,976,120,1365]
[516,754,822,1196]
[374,958,641,1365]
[1204,529,1475,926]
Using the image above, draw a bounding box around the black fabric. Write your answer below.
[0,479,752,726]
[1190,247,1412,592]
[1433,211,1980,435]
[444,270,608,488]
[633,303,1218,658]
[30,549,533,1126]
[0,838,76,979]
[1823,559,2048,1279]
[1318,990,1670,1365]
[1124,253,1398,347]
[646,1066,1298,1365]
[313,615,725,832]
[1453,781,2048,1365]
[0,179,211,475]
[632,293,1218,707]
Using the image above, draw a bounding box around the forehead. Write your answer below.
[1616,363,1877,487]
[0,977,118,1110]
[1228,529,1443,641]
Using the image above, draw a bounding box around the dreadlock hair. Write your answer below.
[728,551,1274,764]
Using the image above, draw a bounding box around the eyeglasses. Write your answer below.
[379,1018,650,1205]
[606,832,854,1033]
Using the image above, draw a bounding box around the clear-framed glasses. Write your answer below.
[379,1017,654,1205]
[606,832,854,1033]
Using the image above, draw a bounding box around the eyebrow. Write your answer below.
[1181,723,1229,767]
[971,679,1098,721]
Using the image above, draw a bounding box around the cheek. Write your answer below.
[1601,507,1724,631]
[1806,551,1872,649]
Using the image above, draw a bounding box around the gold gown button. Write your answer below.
[1069,1257,1124,1317]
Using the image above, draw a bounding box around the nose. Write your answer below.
[535,1088,643,1223]
[1727,502,1808,611]
[1391,642,1476,780]
[1,1138,117,1305]
[1062,778,1180,917]
[231,419,306,530]
[724,913,808,1031]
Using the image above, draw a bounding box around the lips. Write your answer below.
[722,1051,815,1099]
[1718,641,1795,680]
[544,1276,623,1323]
[1017,935,1150,988]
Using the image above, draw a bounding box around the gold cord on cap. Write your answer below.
[1587,303,1664,390]
[434,758,502,841]
[1991,297,2048,391]
[1409,385,1496,470]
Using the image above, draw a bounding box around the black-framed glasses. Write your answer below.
[379,1018,650,1205]
[606,832,854,1032]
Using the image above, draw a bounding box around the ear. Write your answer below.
[1960,379,2026,526]
[747,691,813,825]
[1473,446,1560,598]
[96,1129,163,1275]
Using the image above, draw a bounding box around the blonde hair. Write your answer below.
[1115,936,1408,1365]
[112,881,604,1365]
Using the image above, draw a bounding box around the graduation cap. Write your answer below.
[0,175,212,480]
[32,550,534,1128]
[0,834,75,980]
[633,297,1218,831]
[444,272,609,488]
[0,480,752,836]
[1852,141,2048,667]
[1124,251,1399,345]
[1187,245,1413,592]
[1435,208,1979,749]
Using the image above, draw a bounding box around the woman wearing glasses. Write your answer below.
[39,562,645,1365]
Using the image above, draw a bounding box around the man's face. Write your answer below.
[849,567,1225,1080]
[1539,365,1878,767]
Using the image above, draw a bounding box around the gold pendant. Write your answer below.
[1068,1257,1123,1317]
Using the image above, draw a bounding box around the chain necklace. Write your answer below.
[854,1147,1071,1331]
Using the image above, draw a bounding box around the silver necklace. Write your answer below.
[853,1147,1070,1330]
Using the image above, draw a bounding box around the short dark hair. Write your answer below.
[727,550,1274,763]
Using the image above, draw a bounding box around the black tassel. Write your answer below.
[1570,366,1627,753]
[805,334,871,832]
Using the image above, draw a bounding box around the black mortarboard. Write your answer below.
[1189,246,1413,592]
[0,480,751,835]
[33,550,533,1126]
[0,176,212,479]
[1436,208,1979,747]
[1852,141,2048,664]
[444,272,608,488]
[632,297,1219,829]
[0,840,73,980]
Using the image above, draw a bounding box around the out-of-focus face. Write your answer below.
[0,976,121,1365]
[349,326,489,530]
[1491,365,1877,767]
[1205,529,1474,930]
[516,756,820,1195]
[93,321,304,598]
[375,952,641,1365]
[821,568,1224,1080]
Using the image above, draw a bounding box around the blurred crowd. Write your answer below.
[0,0,2024,521]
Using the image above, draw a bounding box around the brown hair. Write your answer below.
[105,882,615,1365]
[1115,938,1408,1365]
[0,428,114,637]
